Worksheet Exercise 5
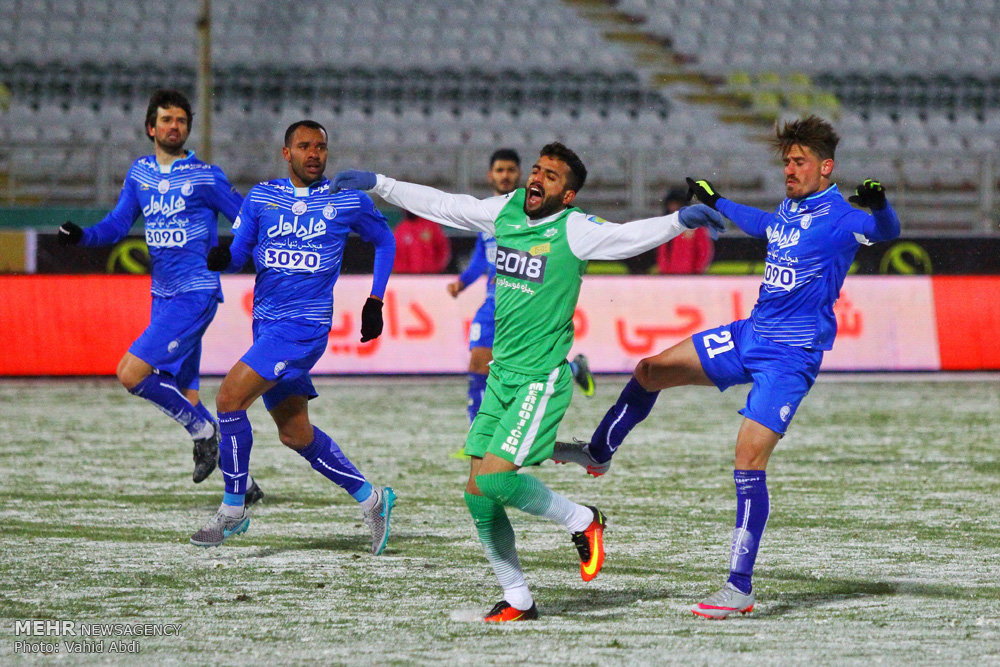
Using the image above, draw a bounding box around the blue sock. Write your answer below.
[466,372,488,423]
[727,470,769,594]
[130,373,208,437]
[191,400,216,429]
[297,427,368,498]
[588,377,659,463]
[218,410,253,505]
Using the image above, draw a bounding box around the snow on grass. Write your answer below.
[1,375,998,664]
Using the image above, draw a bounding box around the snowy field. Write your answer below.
[1,374,998,665]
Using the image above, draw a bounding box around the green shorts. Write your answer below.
[465,361,573,467]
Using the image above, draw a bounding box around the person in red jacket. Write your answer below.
[656,188,714,274]
[393,210,452,273]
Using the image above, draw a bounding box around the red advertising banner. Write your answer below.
[0,275,151,375]
[0,274,994,375]
[932,276,1000,370]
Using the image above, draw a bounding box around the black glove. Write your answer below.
[685,177,721,209]
[848,179,887,210]
[360,296,384,342]
[206,246,231,271]
[58,221,83,246]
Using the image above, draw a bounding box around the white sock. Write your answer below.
[504,584,534,611]
[565,503,594,533]
[359,487,380,513]
[220,502,244,518]
[193,419,215,440]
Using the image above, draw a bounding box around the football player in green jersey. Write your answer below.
[333,143,724,621]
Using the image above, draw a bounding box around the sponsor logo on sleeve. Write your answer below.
[529,243,550,256]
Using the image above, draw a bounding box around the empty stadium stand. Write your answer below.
[0,0,998,232]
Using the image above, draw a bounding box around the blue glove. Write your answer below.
[678,204,725,235]
[331,170,377,192]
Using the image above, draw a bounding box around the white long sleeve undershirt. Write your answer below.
[371,175,690,261]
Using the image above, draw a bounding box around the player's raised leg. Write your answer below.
[119,351,221,481]
[554,337,712,474]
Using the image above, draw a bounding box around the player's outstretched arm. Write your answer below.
[63,180,143,247]
[333,170,502,235]
[565,204,724,261]
[688,176,773,238]
[843,179,901,242]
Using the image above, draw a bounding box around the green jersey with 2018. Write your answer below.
[491,189,587,375]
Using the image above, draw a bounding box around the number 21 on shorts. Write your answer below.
[702,331,734,358]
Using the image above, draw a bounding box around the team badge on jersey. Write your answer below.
[181,181,194,197]
[274,361,287,375]
[800,214,812,229]
[292,200,308,216]
[322,204,337,220]
[543,228,558,238]
[157,179,170,194]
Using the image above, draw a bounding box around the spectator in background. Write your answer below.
[393,210,452,273]
[656,188,714,274]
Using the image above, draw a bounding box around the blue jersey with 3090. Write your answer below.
[80,151,242,299]
[227,178,393,326]
[717,184,900,350]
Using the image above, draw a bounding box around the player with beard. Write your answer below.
[190,120,397,555]
[57,89,246,489]
[332,142,725,620]
[446,148,595,429]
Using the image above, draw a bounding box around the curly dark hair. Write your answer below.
[144,89,192,142]
[539,142,587,192]
[772,115,840,161]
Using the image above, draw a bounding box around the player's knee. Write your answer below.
[116,363,143,391]
[633,358,659,391]
[734,443,772,470]
[475,470,517,504]
[214,390,237,413]
[276,430,305,451]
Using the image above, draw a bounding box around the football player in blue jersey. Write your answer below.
[554,115,901,618]
[57,89,244,487]
[447,149,595,430]
[189,120,397,555]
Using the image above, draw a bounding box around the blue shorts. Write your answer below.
[240,319,327,411]
[469,298,495,350]
[129,291,219,391]
[693,318,823,435]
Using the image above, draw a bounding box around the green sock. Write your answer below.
[464,491,526,592]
